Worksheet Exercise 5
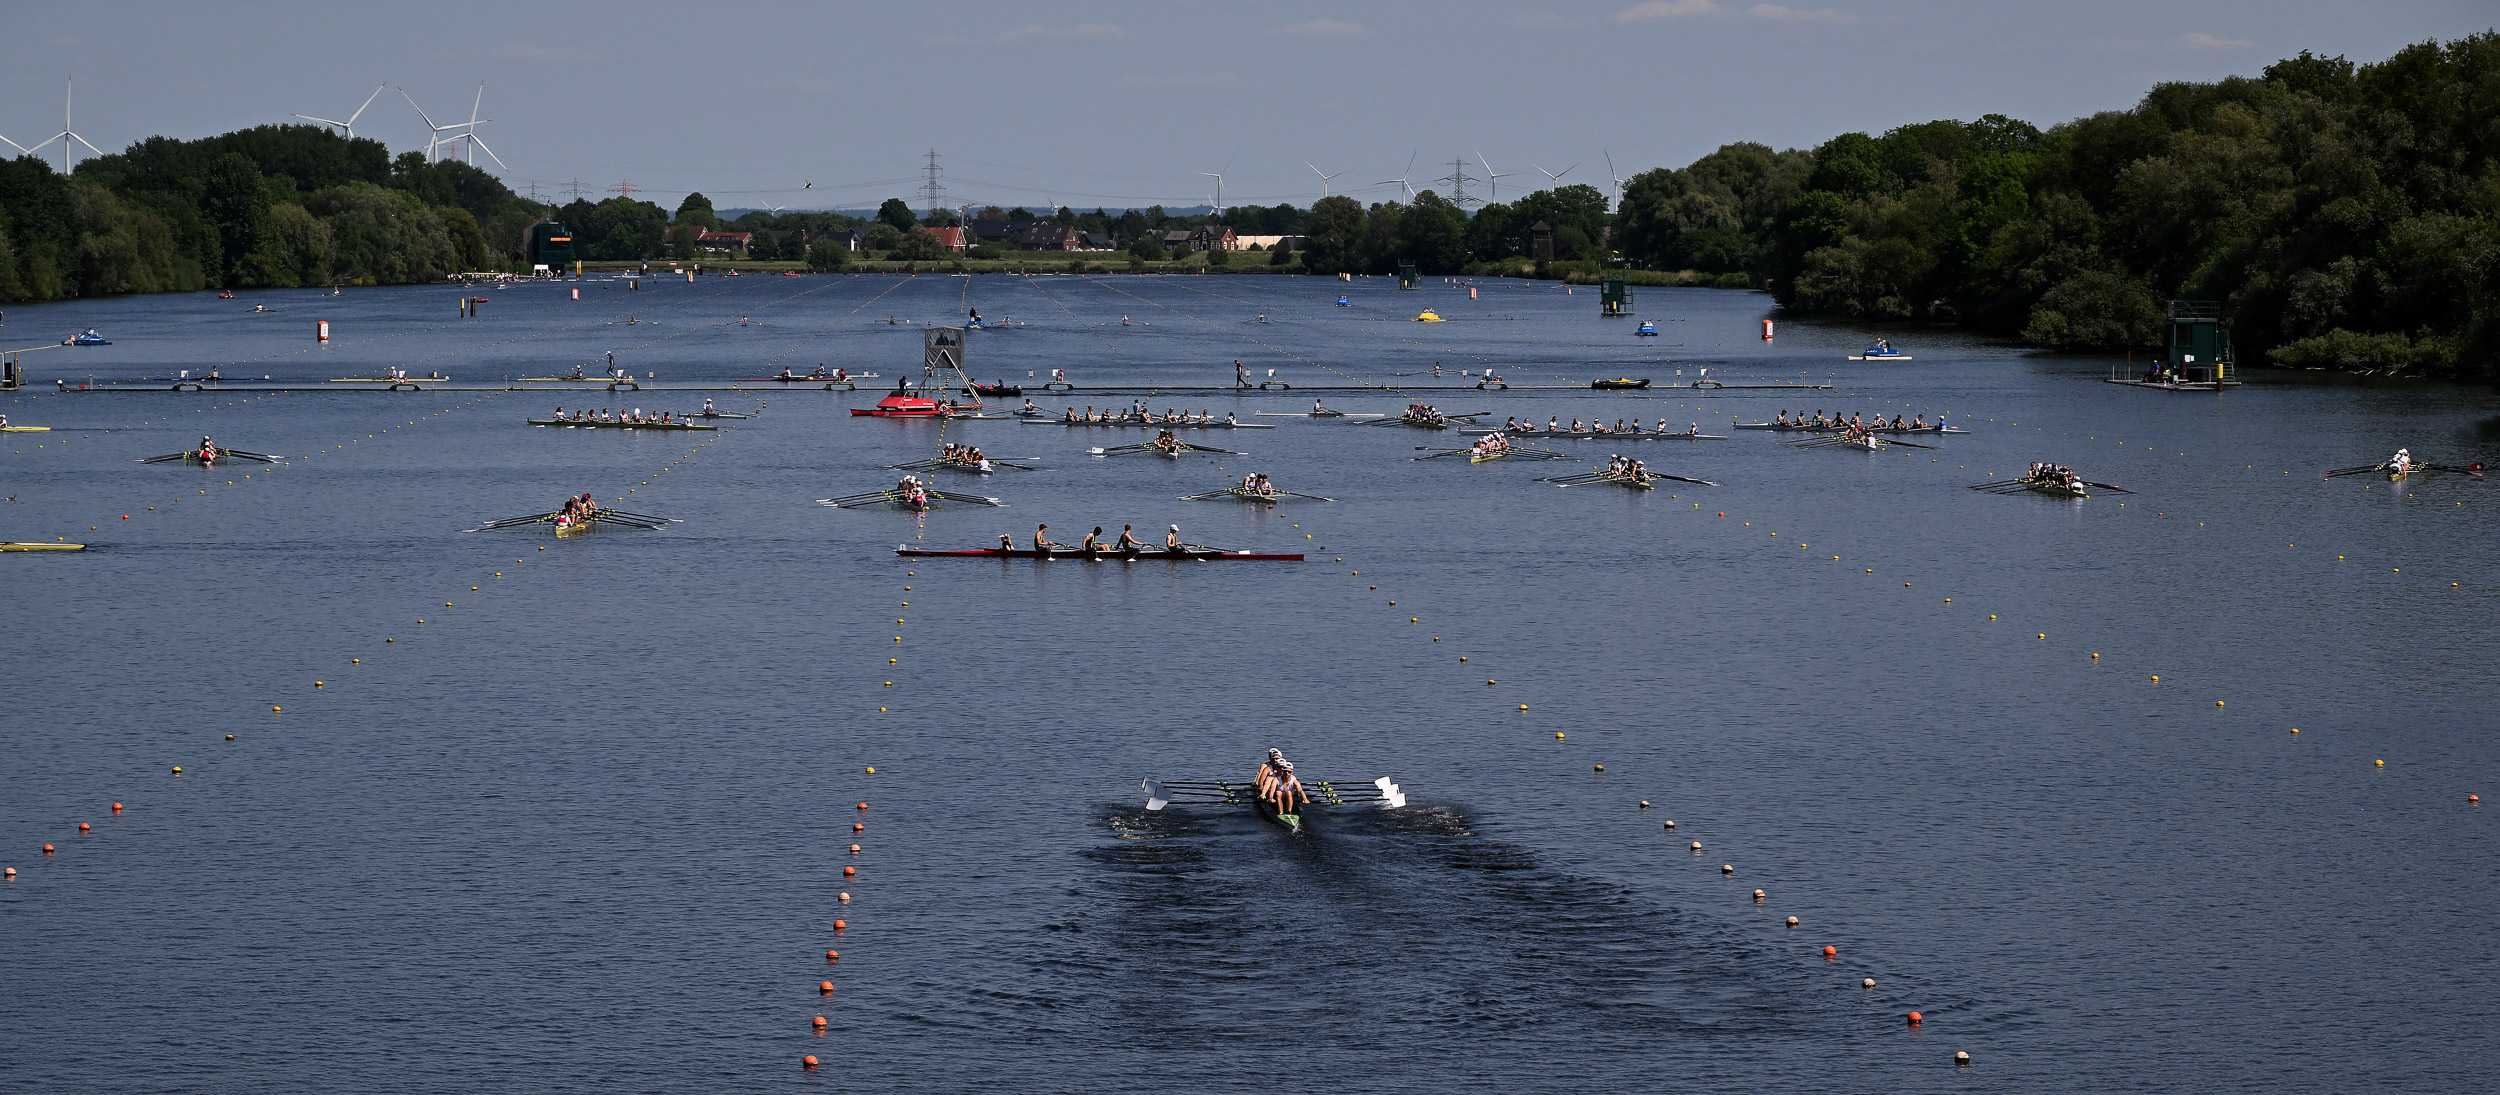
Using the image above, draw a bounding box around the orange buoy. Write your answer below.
[853,822,864,832]
[3,867,13,878]
[1785,916,1799,927]
[1720,864,1733,874]
[813,1016,828,1028]
[1689,841,1701,851]
[849,844,860,854]
[833,919,847,930]
[1752,889,1765,902]
[1822,945,1837,958]
[838,892,851,903]
[42,844,54,854]
[112,803,122,812]
[78,823,90,832]
[819,981,834,994]
[1907,1011,1923,1026]
[2470,794,2480,803]
[802,1055,819,1068]
[826,950,839,961]
[843,866,856,876]
[857,803,868,810]
[1955,1051,1971,1066]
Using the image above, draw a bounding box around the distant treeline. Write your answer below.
[6,34,2492,376]
[1614,33,2500,377]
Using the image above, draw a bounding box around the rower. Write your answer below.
[1166,524,1185,552]
[810,364,829,379]
[1548,416,1560,432]
[1023,398,1040,415]
[1034,523,1062,552]
[1776,410,1790,426]
[1259,751,1309,819]
[1912,415,1926,429]
[1315,399,1329,415]
[2391,448,2413,473]
[1080,526,1105,553]
[702,398,717,415]
[1117,524,1148,553]
[1570,418,1585,433]
[564,363,585,380]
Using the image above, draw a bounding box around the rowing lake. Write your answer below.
[4,273,2495,1093]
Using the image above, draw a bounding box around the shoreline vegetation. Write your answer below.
[2,33,2491,380]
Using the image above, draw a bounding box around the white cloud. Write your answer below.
[2181,32,2252,49]
[1748,4,1854,23]
[1618,0,1718,20]
[996,23,1128,45]
[1115,73,1246,89]
[1279,18,1366,39]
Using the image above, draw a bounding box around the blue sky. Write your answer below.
[6,1,2492,212]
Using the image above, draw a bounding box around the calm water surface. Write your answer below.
[3,273,2495,1093]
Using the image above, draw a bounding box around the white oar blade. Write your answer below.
[1141,778,1171,811]
[1374,776,1406,809]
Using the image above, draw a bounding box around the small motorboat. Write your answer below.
[1847,341,1911,361]
[1335,297,1352,307]
[1414,310,1444,323]
[1591,378,1652,390]
[971,382,1022,397]
[1635,322,1658,336]
[66,329,109,346]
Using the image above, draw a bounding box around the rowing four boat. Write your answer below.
[898,546,1303,561]
[2,542,85,551]
[1735,422,1967,434]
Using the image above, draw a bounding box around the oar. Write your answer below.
[2421,462,2486,477]
[1653,474,1717,486]
[1882,438,1938,449]
[2080,481,2135,494]
[220,449,283,461]
[926,490,1006,506]
[1182,444,1249,455]
[2322,464,2389,478]
[817,491,900,508]
[1412,449,1472,460]
[1276,490,1337,501]
[466,511,561,532]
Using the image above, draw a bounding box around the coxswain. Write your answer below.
[1080,526,1105,553]
[1117,524,1148,553]
[1165,524,1186,553]
[999,533,1017,552]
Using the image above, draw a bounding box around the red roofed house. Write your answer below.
[695,230,752,254]
[929,225,970,252]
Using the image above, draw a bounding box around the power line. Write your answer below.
[1437,157,1480,207]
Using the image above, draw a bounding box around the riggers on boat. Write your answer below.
[1140,774,1407,833]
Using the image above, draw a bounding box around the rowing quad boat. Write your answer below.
[1496,430,1726,441]
[1,426,52,432]
[553,513,603,536]
[897,546,1303,561]
[527,418,719,431]
[2,542,85,551]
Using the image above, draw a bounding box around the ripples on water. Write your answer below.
[1,274,2495,1093]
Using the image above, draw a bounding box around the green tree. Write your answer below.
[805,241,850,270]
[864,223,903,252]
[876,198,918,232]
[1127,235,1166,262]
[675,192,718,229]
[199,153,280,287]
[893,226,946,260]
[1298,195,1367,275]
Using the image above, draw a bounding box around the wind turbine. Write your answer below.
[1376,151,1418,201]
[1307,161,1344,199]
[293,84,386,138]
[25,77,106,174]
[1476,151,1514,202]
[1604,151,1626,204]
[1533,162,1579,187]
[402,84,507,171]
[1201,171,1225,220]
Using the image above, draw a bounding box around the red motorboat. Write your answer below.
[851,391,946,417]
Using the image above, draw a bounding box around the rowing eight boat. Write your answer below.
[528,418,719,431]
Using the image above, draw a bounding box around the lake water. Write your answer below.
[3,272,2495,1093]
